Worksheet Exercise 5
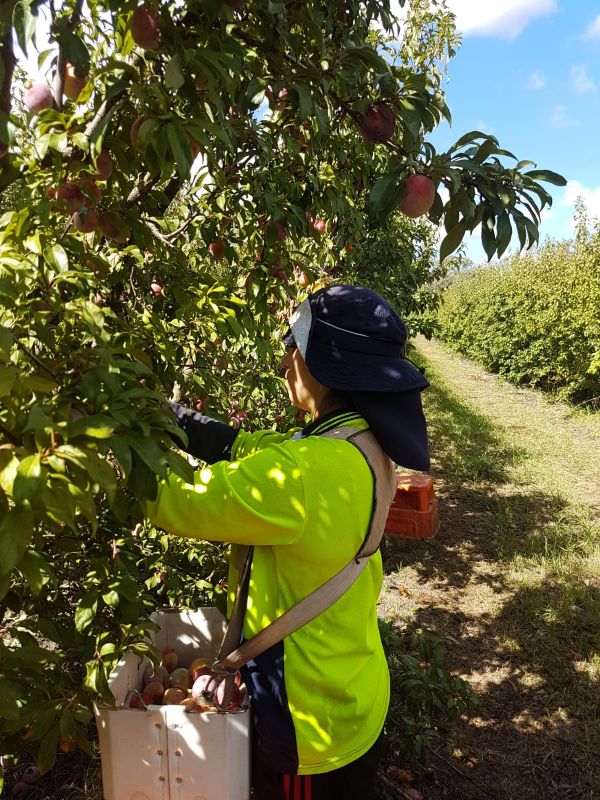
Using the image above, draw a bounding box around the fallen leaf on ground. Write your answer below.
[386,765,413,783]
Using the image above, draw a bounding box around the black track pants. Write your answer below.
[251,730,385,800]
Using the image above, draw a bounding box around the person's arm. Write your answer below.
[167,400,239,463]
[146,440,306,546]
[168,400,300,463]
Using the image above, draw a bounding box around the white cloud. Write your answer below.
[527,70,546,90]
[446,0,557,39]
[561,180,600,227]
[583,14,600,39]
[474,119,494,135]
[550,105,580,128]
[571,65,596,94]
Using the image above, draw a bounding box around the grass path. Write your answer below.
[379,337,600,800]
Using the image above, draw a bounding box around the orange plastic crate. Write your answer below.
[384,473,440,539]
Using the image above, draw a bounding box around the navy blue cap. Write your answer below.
[286,284,430,470]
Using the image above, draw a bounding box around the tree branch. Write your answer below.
[17,343,58,380]
[0,22,16,118]
[0,424,22,447]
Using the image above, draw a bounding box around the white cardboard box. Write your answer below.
[94,607,250,800]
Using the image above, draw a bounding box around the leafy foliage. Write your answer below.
[437,204,600,404]
[0,0,563,774]
[380,620,475,764]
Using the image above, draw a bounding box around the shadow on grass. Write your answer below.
[383,363,583,587]
[381,354,600,799]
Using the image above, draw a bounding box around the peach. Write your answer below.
[54,181,86,212]
[143,663,169,687]
[24,83,53,116]
[189,135,201,159]
[63,63,88,101]
[72,207,99,233]
[94,149,113,181]
[126,689,152,709]
[266,85,288,112]
[358,102,395,143]
[163,687,187,705]
[191,672,215,703]
[309,216,326,235]
[161,648,178,672]
[209,240,224,260]
[79,179,101,205]
[131,4,161,50]
[99,210,130,243]
[398,174,436,219]
[144,680,165,702]
[130,114,154,151]
[169,667,191,690]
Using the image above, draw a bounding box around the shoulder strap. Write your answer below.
[213,426,396,674]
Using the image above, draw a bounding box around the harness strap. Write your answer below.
[213,427,396,676]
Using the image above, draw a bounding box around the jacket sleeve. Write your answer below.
[231,427,302,459]
[145,441,306,546]
[167,401,239,463]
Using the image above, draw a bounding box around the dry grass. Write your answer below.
[378,337,600,800]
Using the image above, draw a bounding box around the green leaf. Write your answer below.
[18,550,53,595]
[450,130,496,151]
[481,209,497,261]
[166,122,192,179]
[43,244,68,273]
[368,169,402,222]
[0,365,17,396]
[110,437,132,478]
[165,56,185,90]
[13,454,44,503]
[293,83,313,120]
[69,414,116,439]
[0,326,13,360]
[13,1,38,55]
[21,374,57,393]
[0,451,18,495]
[496,210,512,257]
[0,681,23,721]
[0,506,34,574]
[55,445,117,504]
[439,219,467,262]
[165,450,195,484]
[0,573,10,601]
[524,169,567,186]
[52,18,90,76]
[75,590,98,633]
[37,725,59,774]
[126,435,168,477]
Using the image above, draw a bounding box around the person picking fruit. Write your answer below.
[145,284,430,800]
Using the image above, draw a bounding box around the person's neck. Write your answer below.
[311,398,345,421]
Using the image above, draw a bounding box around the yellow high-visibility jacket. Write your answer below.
[146,408,389,775]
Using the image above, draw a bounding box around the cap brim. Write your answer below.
[350,389,430,471]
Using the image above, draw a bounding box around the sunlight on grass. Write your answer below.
[409,337,600,735]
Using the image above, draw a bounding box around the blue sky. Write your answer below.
[428,0,600,262]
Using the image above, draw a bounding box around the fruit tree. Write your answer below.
[0,0,565,777]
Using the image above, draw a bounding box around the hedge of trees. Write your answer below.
[437,204,600,404]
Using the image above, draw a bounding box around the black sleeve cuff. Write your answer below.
[167,400,239,464]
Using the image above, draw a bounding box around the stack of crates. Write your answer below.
[384,472,440,539]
